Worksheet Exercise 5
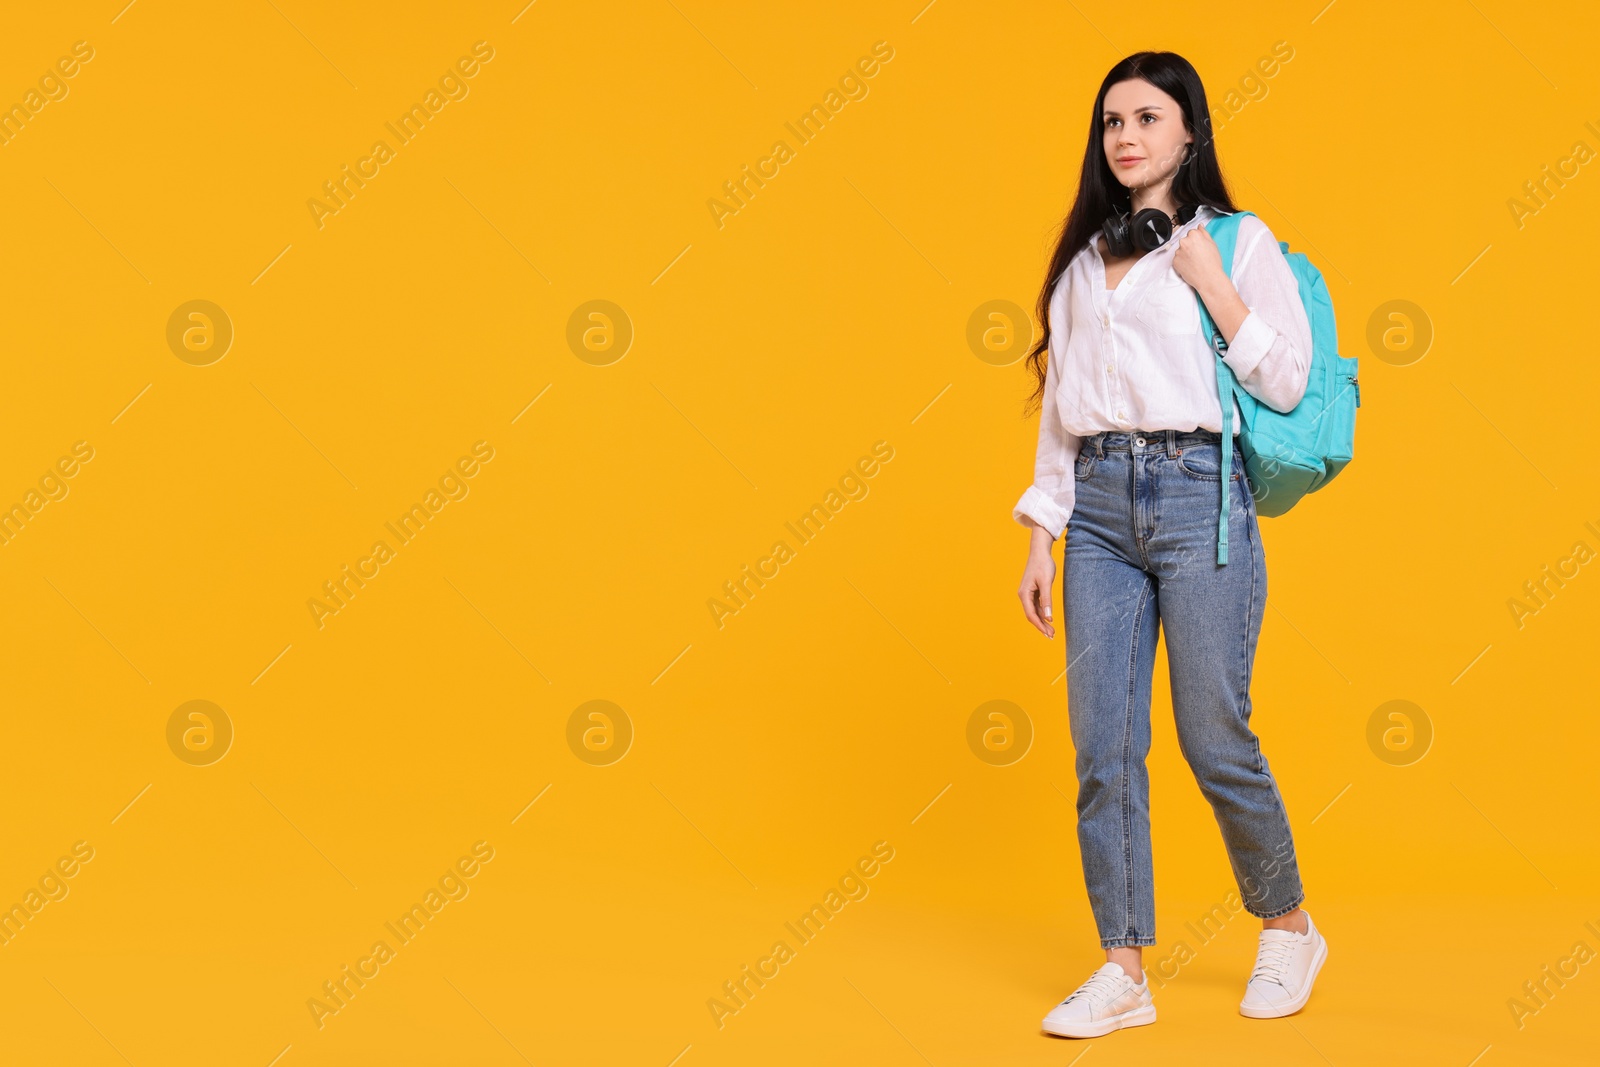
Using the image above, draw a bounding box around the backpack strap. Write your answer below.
[1194,209,1254,565]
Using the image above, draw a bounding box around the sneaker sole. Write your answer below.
[1042,1003,1157,1038]
[1239,935,1328,1019]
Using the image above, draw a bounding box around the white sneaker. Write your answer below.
[1239,909,1328,1018]
[1041,961,1156,1038]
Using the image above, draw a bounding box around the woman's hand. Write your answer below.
[1172,226,1227,293]
[1018,526,1057,639]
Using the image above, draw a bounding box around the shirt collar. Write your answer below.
[1074,204,1216,268]
[1177,203,1217,236]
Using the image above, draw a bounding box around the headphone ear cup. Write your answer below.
[1102,216,1131,257]
[1131,207,1173,252]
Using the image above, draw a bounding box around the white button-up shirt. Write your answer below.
[1013,205,1314,539]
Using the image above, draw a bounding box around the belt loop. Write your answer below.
[1165,429,1177,457]
[1093,432,1104,458]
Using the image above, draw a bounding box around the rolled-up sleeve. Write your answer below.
[1217,218,1314,413]
[1013,339,1082,540]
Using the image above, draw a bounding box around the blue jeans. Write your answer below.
[1062,428,1305,948]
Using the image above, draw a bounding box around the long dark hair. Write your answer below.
[1023,52,1239,415]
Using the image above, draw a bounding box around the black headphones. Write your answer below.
[1101,201,1199,257]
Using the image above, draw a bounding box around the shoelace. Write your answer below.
[1064,970,1128,1008]
[1248,934,1298,986]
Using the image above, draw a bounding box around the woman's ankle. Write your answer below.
[1105,947,1145,982]
[1262,907,1308,935]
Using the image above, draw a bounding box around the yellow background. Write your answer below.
[1,1,1597,1063]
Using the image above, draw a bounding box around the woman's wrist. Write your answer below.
[1196,272,1249,344]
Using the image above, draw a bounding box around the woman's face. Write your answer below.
[1101,79,1193,192]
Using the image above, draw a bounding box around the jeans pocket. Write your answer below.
[1176,443,1241,482]
[1074,448,1098,481]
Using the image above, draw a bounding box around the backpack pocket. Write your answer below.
[1318,355,1360,485]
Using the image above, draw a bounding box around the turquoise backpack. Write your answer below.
[1194,209,1359,564]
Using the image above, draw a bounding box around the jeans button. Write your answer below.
[1134,435,1145,446]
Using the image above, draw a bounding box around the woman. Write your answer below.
[1013,52,1329,1038]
